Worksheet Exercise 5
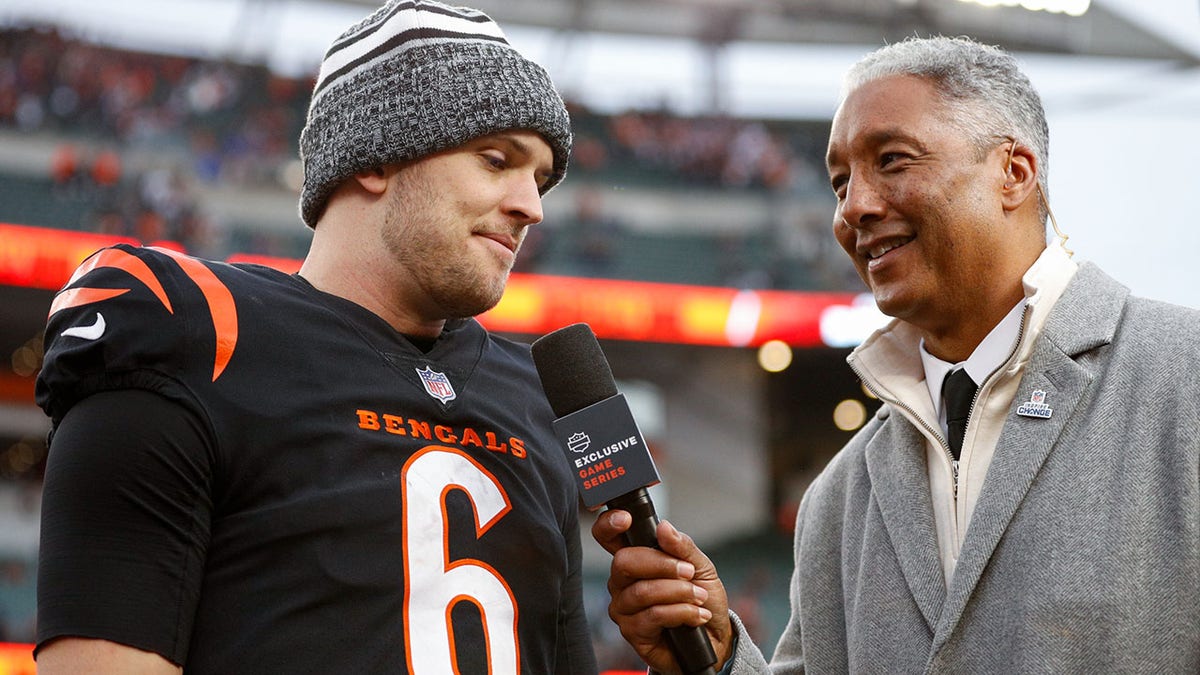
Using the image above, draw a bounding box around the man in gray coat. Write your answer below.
[593,36,1200,673]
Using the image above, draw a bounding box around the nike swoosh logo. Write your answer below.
[62,312,107,340]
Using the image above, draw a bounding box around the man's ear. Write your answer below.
[1000,142,1039,213]
[352,166,391,195]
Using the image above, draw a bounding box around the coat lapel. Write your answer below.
[932,263,1128,647]
[866,409,946,631]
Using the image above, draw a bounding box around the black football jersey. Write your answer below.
[36,244,597,674]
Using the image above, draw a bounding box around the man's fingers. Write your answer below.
[610,574,709,613]
[611,597,715,638]
[598,516,736,672]
[656,520,719,578]
[591,508,632,555]
[609,542,695,580]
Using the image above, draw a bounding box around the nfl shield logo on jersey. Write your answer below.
[416,366,456,403]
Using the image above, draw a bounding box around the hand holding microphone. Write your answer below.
[532,324,730,675]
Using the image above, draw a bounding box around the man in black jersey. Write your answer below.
[34,1,596,673]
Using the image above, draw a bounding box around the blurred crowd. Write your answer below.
[0,25,308,256]
[0,26,305,180]
[0,25,825,192]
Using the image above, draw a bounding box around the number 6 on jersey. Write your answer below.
[402,446,519,673]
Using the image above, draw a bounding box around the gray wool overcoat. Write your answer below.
[731,264,1200,674]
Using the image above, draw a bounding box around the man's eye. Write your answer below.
[830,176,847,199]
[880,152,906,167]
[482,153,507,169]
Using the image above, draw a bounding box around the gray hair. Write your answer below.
[842,36,1050,220]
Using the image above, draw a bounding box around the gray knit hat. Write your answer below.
[298,0,572,228]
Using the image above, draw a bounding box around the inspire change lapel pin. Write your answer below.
[1016,389,1053,419]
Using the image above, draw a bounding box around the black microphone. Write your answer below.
[531,323,718,675]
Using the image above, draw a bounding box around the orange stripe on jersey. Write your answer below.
[48,287,130,316]
[151,247,239,382]
[49,247,174,317]
[68,247,173,312]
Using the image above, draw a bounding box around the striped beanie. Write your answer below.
[298,0,572,228]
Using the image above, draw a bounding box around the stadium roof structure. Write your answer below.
[350,0,1200,63]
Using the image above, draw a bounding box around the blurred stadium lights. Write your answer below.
[756,339,793,372]
[818,293,890,349]
[832,398,867,432]
[956,0,1090,17]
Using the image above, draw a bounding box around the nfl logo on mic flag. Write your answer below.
[416,366,456,403]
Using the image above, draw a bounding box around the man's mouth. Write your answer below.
[477,231,518,254]
[864,237,913,261]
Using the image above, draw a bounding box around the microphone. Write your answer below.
[531,323,718,675]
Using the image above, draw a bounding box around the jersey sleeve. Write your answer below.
[35,245,224,663]
[36,388,214,664]
[36,244,223,426]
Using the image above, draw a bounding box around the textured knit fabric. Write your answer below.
[298,0,572,227]
[727,262,1200,673]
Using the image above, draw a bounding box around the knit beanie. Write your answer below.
[298,0,572,228]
